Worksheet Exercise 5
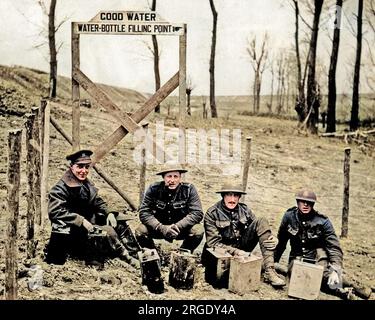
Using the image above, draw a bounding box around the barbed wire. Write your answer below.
[253,158,375,182]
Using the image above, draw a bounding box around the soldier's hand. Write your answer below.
[171,224,180,234]
[106,212,117,228]
[82,219,94,232]
[233,249,250,257]
[159,224,179,240]
[328,270,340,287]
[263,235,278,250]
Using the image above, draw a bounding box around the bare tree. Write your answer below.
[33,1,65,98]
[268,59,275,113]
[306,0,324,134]
[365,1,375,91]
[149,0,161,113]
[209,0,218,118]
[48,0,57,98]
[350,0,364,131]
[276,52,287,114]
[327,0,343,133]
[292,0,307,122]
[246,33,269,113]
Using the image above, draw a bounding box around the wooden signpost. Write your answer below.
[71,10,187,163]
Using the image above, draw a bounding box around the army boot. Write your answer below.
[258,230,286,288]
[343,278,372,300]
[332,287,358,300]
[263,266,287,287]
[119,247,141,269]
[116,222,141,259]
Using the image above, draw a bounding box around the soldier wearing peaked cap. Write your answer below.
[135,165,204,255]
[45,149,139,269]
[203,182,286,288]
[274,189,371,300]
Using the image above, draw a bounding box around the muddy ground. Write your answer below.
[0,66,374,301]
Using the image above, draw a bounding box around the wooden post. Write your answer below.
[25,114,37,258]
[49,116,137,210]
[5,129,22,300]
[72,23,80,150]
[179,24,187,126]
[242,137,252,202]
[31,107,42,225]
[40,101,50,227]
[341,147,351,238]
[179,27,187,164]
[139,123,148,206]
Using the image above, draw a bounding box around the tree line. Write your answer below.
[23,0,375,134]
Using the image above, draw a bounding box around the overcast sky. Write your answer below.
[0,0,370,96]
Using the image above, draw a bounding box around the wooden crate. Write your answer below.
[168,249,197,290]
[228,254,262,294]
[138,249,164,293]
[288,260,324,300]
[204,247,232,288]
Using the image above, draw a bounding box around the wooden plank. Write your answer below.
[5,129,22,300]
[139,124,148,206]
[72,24,80,150]
[242,137,252,202]
[320,129,375,137]
[73,68,172,164]
[341,147,351,238]
[50,115,137,210]
[93,165,137,210]
[40,101,50,227]
[31,107,42,226]
[73,68,140,133]
[92,72,179,164]
[25,114,37,258]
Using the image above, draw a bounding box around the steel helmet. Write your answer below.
[295,189,317,203]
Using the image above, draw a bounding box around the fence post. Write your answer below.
[341,147,351,238]
[25,114,37,258]
[5,129,22,300]
[40,101,50,227]
[31,107,42,225]
[139,124,149,206]
[242,137,252,202]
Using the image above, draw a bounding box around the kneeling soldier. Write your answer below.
[203,183,286,288]
[45,149,139,269]
[135,166,204,254]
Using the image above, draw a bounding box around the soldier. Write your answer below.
[274,189,371,299]
[135,166,204,254]
[45,149,139,268]
[203,183,286,288]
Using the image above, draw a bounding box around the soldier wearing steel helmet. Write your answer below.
[135,166,204,254]
[274,189,371,299]
[203,182,286,288]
